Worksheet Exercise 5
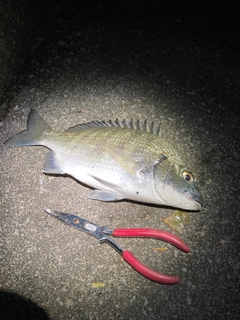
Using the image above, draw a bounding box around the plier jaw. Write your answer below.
[44,208,190,285]
[45,207,102,237]
[44,208,123,254]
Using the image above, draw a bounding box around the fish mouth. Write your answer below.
[184,190,204,210]
[190,193,204,210]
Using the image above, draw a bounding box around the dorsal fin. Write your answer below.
[67,119,164,138]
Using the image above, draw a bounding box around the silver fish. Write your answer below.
[5,109,203,210]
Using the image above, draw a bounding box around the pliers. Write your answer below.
[44,208,190,284]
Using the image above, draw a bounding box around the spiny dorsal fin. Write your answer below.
[67,119,164,138]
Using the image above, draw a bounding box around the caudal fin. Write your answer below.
[4,109,52,147]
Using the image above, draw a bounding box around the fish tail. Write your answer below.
[4,109,52,147]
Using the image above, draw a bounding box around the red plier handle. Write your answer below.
[111,228,190,284]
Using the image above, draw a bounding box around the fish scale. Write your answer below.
[4,109,203,210]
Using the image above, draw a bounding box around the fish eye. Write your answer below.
[182,171,194,182]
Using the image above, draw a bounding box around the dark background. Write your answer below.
[0,0,239,112]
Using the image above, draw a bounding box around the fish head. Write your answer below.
[153,161,203,211]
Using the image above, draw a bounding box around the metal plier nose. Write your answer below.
[44,208,190,284]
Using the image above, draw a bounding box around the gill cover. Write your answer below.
[152,154,169,204]
[152,156,203,210]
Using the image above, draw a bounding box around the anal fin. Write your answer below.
[43,151,65,174]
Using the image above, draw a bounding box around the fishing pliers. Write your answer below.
[44,208,190,284]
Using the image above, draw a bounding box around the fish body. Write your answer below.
[5,109,203,210]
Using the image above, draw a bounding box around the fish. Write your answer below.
[4,109,203,210]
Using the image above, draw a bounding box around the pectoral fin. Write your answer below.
[87,190,124,201]
[107,148,168,176]
[107,148,144,176]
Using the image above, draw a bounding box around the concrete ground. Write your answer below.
[0,3,239,320]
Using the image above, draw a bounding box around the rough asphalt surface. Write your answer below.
[0,4,239,320]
